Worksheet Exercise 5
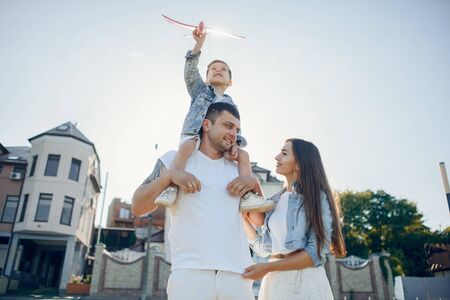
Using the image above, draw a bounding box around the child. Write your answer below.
[155,24,274,212]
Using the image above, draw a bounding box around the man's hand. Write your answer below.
[169,169,201,194]
[243,263,271,280]
[227,176,258,197]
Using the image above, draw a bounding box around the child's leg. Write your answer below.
[237,152,263,196]
[155,137,198,207]
[237,149,275,212]
[170,138,197,171]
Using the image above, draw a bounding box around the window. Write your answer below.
[29,155,38,177]
[60,196,74,225]
[13,166,26,175]
[1,196,19,223]
[119,208,130,219]
[19,194,29,222]
[44,154,60,176]
[35,193,52,222]
[69,158,81,181]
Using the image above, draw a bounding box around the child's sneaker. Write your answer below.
[239,192,275,212]
[155,186,178,207]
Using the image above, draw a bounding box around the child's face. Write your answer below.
[206,62,231,87]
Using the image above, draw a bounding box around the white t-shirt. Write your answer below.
[160,150,253,273]
[268,191,291,254]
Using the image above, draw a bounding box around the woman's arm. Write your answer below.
[243,250,314,280]
[303,193,333,266]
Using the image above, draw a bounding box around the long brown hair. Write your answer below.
[287,138,346,258]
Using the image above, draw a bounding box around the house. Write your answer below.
[92,197,165,253]
[3,122,100,294]
[0,144,30,293]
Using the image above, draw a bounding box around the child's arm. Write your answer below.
[191,27,205,55]
[185,29,207,99]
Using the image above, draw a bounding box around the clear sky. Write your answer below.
[1,1,449,230]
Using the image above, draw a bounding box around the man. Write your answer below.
[132,102,263,300]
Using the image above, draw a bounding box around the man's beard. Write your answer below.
[207,132,232,153]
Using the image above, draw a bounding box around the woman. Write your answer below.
[243,138,346,299]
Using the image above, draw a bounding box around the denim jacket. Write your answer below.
[249,187,333,266]
[181,50,247,147]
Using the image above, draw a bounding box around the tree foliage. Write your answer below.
[339,190,449,276]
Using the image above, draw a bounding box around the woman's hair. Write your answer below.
[286,138,346,258]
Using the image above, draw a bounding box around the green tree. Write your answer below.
[340,190,449,276]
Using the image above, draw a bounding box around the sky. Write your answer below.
[1,1,449,230]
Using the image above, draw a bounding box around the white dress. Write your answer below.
[258,192,333,300]
[258,259,333,300]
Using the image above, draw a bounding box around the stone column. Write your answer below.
[90,243,106,296]
[372,256,385,300]
[59,237,76,292]
[327,255,340,300]
[4,234,19,276]
[383,257,394,299]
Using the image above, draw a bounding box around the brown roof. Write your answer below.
[425,243,450,272]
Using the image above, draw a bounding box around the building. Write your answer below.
[107,198,134,228]
[0,144,30,293]
[94,197,165,253]
[394,276,450,300]
[251,162,283,197]
[392,244,450,299]
[425,243,450,277]
[3,122,101,293]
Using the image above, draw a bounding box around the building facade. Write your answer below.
[0,144,30,293]
[3,122,100,293]
[107,198,134,228]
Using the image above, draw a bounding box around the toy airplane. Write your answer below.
[162,14,246,40]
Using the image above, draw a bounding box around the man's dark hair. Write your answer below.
[205,102,240,124]
[207,60,232,79]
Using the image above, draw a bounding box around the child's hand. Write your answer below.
[193,22,206,44]
[191,21,206,55]
[196,21,205,36]
[236,148,249,164]
[226,145,238,161]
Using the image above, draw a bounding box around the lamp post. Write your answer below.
[96,172,108,244]
[141,214,153,300]
[439,162,450,213]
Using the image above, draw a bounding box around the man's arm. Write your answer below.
[132,159,171,216]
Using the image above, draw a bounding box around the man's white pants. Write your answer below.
[167,269,255,300]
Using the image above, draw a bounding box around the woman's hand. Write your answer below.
[243,263,271,280]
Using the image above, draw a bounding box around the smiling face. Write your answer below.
[204,110,240,153]
[275,141,299,183]
[206,61,232,87]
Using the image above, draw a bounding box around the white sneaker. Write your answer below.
[239,192,275,212]
[155,186,178,207]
